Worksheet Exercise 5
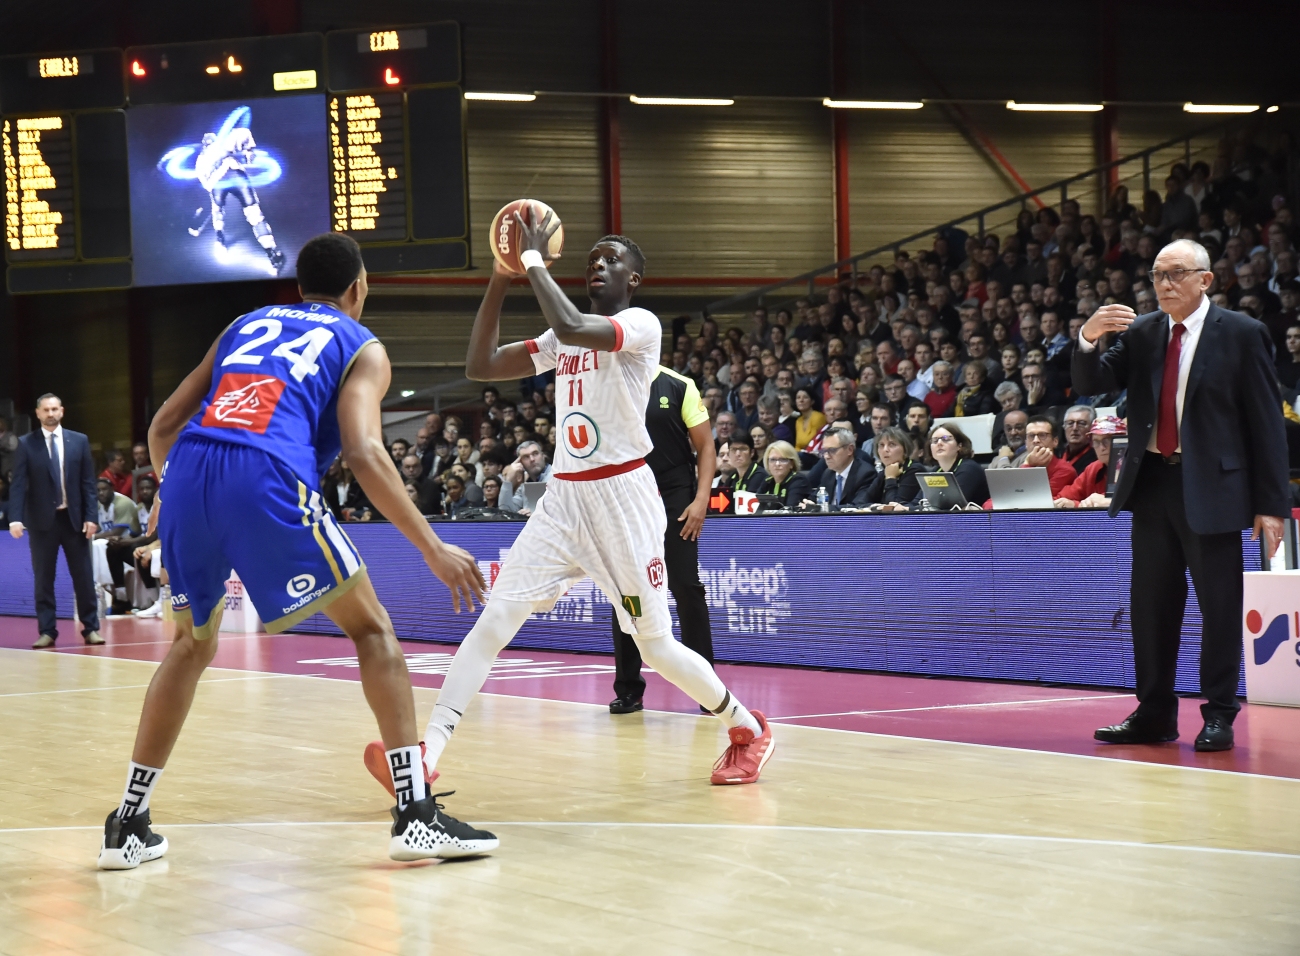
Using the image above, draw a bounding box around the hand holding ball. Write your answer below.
[490,199,564,275]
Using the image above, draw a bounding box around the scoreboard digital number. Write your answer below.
[2,115,74,258]
[329,92,406,241]
[0,25,468,293]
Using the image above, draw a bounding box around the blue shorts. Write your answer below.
[160,436,366,639]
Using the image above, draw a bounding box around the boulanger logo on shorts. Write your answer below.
[561,412,600,459]
[282,578,333,616]
[287,574,317,597]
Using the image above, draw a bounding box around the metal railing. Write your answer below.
[702,118,1240,319]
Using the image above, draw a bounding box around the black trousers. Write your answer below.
[107,537,156,590]
[612,486,715,700]
[1128,453,1244,723]
[29,509,99,638]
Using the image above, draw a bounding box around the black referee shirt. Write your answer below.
[644,367,710,495]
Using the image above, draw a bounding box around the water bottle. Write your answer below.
[816,486,829,513]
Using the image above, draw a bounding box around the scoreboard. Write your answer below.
[0,25,468,293]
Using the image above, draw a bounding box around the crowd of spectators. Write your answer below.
[322,384,562,522]
[311,149,1300,522]
[677,150,1300,512]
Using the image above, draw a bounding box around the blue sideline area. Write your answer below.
[0,513,1259,694]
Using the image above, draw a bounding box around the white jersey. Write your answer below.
[525,307,662,474]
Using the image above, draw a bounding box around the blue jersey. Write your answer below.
[177,302,378,481]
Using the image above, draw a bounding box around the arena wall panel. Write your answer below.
[1,513,1251,693]
[620,101,835,278]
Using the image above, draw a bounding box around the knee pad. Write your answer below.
[244,204,267,228]
[462,597,532,657]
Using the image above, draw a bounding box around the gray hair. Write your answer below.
[827,427,857,449]
[1064,404,1095,423]
[993,381,1022,402]
[1159,238,1212,271]
[517,440,545,458]
[757,394,779,413]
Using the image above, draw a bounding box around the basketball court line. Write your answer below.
[0,673,309,699]
[6,646,1296,785]
[2,820,1296,860]
[769,693,1135,720]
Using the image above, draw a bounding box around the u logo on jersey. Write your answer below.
[562,412,600,459]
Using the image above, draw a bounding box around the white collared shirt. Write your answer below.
[1077,294,1209,453]
[42,424,68,509]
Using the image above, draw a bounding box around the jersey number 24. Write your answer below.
[221,318,335,383]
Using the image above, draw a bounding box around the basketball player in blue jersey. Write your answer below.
[97,233,496,869]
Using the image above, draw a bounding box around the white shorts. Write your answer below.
[490,464,670,635]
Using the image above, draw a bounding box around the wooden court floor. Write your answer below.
[1,645,1298,955]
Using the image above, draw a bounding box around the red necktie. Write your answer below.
[1156,323,1186,457]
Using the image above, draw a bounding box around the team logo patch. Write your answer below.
[621,595,642,618]
[170,592,190,611]
[561,411,600,459]
[659,396,670,408]
[287,573,317,597]
[646,557,665,590]
[201,373,286,434]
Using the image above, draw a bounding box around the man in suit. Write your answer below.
[1073,239,1289,752]
[8,393,103,647]
[807,428,875,510]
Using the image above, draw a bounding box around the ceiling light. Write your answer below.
[1006,100,1103,112]
[400,390,416,398]
[629,95,734,106]
[823,98,923,110]
[1267,105,1280,113]
[464,92,537,102]
[1183,103,1259,113]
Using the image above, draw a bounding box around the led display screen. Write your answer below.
[126,94,329,287]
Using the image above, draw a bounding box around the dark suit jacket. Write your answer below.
[1072,304,1289,534]
[9,428,97,531]
[817,457,876,509]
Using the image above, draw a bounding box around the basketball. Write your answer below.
[489,199,565,274]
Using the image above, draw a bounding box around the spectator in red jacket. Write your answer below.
[1023,416,1077,495]
[99,449,133,498]
[924,361,958,418]
[1054,416,1125,509]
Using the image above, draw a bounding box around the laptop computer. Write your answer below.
[918,472,968,510]
[986,466,1054,510]
[523,481,548,512]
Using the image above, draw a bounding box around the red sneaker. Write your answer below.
[710,710,775,785]
[363,741,440,799]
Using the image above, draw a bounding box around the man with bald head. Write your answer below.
[1074,239,1289,753]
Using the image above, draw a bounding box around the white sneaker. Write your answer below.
[133,601,162,619]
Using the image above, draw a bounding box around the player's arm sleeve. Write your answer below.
[680,378,710,429]
[610,308,663,358]
[525,328,560,374]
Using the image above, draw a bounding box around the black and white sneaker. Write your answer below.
[97,809,168,870]
[389,791,499,861]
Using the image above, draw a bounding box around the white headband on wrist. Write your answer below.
[520,250,545,271]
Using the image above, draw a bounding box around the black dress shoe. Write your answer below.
[1094,711,1178,744]
[609,696,643,715]
[1194,716,1234,752]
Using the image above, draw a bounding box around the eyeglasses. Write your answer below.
[930,435,956,445]
[821,445,848,457]
[1147,268,1207,284]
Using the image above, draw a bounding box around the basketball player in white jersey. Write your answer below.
[362,205,773,803]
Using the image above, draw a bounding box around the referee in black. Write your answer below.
[610,366,718,713]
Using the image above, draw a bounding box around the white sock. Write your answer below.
[634,633,761,735]
[423,597,532,772]
[710,690,762,736]
[422,703,463,773]
[118,761,163,819]
[386,745,427,810]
